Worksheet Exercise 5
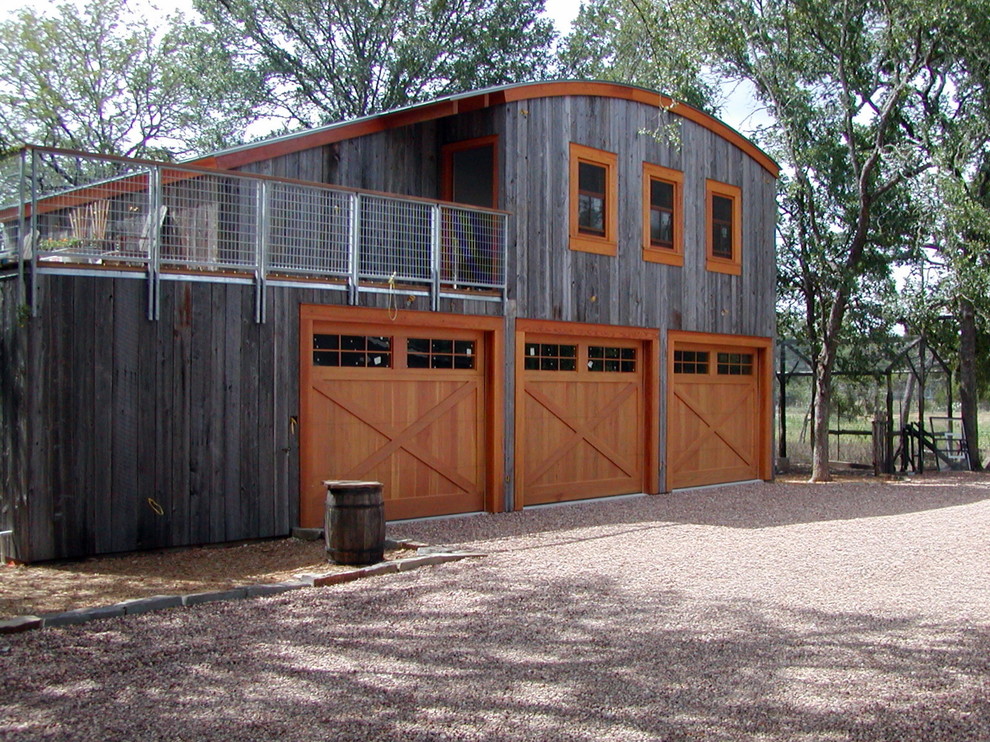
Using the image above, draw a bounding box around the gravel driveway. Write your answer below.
[3,473,990,741]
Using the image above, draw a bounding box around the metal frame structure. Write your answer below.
[776,336,967,474]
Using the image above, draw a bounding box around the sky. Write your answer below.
[0,0,769,135]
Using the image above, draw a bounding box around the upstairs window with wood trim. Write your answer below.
[569,143,618,255]
[642,163,683,266]
[705,180,742,275]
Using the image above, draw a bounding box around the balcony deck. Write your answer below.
[1,147,508,320]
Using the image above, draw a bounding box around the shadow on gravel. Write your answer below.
[4,565,989,741]
[656,474,990,529]
[390,473,990,549]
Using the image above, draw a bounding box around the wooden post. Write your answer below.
[872,417,888,476]
[778,342,788,459]
[918,338,926,474]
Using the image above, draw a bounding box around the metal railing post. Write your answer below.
[29,148,39,317]
[147,166,162,320]
[450,207,461,288]
[430,203,441,311]
[256,179,270,323]
[17,149,27,307]
[500,213,509,302]
[348,192,360,305]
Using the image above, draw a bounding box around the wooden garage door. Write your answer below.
[300,322,486,526]
[518,334,646,505]
[668,343,761,489]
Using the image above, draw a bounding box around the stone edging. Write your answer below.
[0,542,484,635]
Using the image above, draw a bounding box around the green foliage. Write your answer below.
[197,0,557,126]
[899,163,990,396]
[0,0,263,160]
[558,0,721,112]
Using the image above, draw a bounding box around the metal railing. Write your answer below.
[0,147,508,320]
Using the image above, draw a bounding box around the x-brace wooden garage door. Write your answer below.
[515,320,659,507]
[299,307,503,526]
[667,333,772,490]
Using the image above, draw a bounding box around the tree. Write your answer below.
[896,7,990,470]
[901,165,990,470]
[0,0,263,162]
[197,0,557,127]
[652,0,985,480]
[558,0,720,112]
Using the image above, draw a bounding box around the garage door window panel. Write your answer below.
[717,352,753,375]
[588,345,636,373]
[525,342,578,371]
[673,350,709,374]
[313,334,392,367]
[407,338,477,369]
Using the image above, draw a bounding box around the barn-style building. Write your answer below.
[0,81,778,562]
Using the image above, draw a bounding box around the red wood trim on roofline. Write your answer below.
[200,82,780,178]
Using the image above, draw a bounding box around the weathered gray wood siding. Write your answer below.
[240,96,776,338]
[0,277,26,562]
[496,96,776,336]
[1,273,497,562]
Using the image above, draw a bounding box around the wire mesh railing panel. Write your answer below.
[439,205,506,290]
[161,168,260,271]
[28,152,156,266]
[267,182,351,277]
[5,147,508,305]
[358,195,433,283]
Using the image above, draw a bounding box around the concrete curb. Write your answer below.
[0,543,483,635]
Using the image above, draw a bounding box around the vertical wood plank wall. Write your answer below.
[0,92,776,561]
[0,275,500,562]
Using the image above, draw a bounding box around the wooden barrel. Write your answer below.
[323,480,385,565]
